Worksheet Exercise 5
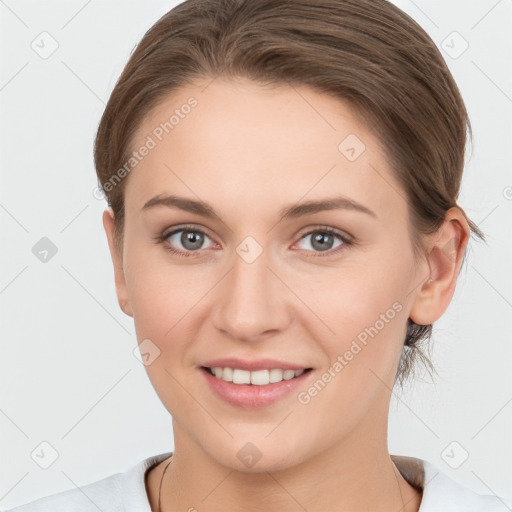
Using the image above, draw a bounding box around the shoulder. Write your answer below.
[1,473,123,512]
[1,452,172,512]
[410,457,512,511]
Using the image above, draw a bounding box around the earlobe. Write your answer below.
[409,208,469,326]
[102,208,133,318]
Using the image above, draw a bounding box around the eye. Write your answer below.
[293,226,353,257]
[156,224,353,258]
[157,224,216,257]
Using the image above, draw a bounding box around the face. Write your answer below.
[104,78,437,472]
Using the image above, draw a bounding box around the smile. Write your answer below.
[204,366,311,385]
[199,365,314,409]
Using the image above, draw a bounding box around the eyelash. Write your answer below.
[155,224,354,258]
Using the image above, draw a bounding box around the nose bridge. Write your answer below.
[213,240,290,341]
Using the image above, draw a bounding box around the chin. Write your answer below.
[197,434,308,474]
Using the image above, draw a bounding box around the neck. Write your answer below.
[152,421,422,512]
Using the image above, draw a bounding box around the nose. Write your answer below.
[212,246,292,342]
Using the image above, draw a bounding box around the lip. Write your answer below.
[200,358,310,372]
[199,365,314,409]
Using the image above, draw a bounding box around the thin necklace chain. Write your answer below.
[158,457,173,512]
[158,457,407,512]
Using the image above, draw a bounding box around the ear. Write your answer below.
[102,208,133,317]
[409,207,470,326]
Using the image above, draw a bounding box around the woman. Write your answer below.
[5,0,511,510]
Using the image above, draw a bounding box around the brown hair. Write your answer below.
[94,0,485,386]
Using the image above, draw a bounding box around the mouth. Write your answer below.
[199,363,314,409]
[201,366,313,385]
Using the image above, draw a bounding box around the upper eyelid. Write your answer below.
[163,224,212,238]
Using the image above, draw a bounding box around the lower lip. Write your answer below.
[200,367,313,409]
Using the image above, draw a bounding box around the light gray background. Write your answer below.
[0,0,511,508]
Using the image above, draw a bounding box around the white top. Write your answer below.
[3,452,511,511]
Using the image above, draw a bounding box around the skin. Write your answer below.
[102,77,469,512]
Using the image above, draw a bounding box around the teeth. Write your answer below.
[208,367,307,385]
[222,367,233,382]
[250,369,269,386]
[232,369,251,384]
[269,368,284,383]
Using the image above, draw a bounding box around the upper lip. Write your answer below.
[200,358,311,372]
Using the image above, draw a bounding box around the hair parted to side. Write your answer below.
[94,0,486,387]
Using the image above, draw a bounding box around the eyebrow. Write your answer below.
[142,194,377,221]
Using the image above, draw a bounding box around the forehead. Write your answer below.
[124,78,406,223]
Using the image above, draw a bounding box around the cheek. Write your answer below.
[295,274,408,428]
[301,256,409,375]
[125,240,208,335]
[125,252,208,413]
